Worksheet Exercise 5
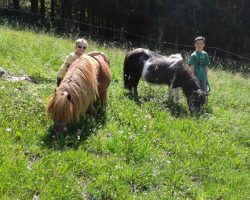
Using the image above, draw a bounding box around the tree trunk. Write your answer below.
[31,0,39,14]
[40,0,45,17]
[80,0,86,22]
[61,0,73,19]
[61,0,74,31]
[79,0,86,31]
[148,0,155,49]
[157,19,166,48]
[50,0,55,19]
[13,0,20,9]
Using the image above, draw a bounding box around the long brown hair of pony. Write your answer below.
[45,55,99,124]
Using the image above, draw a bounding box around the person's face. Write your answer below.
[195,40,205,51]
[75,42,87,55]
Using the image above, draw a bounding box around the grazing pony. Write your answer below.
[123,48,208,113]
[46,52,111,133]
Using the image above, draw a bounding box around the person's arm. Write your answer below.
[190,64,194,75]
[205,53,210,80]
[206,67,208,78]
[188,54,195,76]
[87,51,101,57]
[56,54,74,86]
[88,51,110,65]
[57,63,70,85]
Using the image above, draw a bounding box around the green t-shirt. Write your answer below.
[188,50,210,80]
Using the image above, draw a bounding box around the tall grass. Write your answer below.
[0,25,249,199]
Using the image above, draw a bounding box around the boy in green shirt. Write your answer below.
[188,36,210,93]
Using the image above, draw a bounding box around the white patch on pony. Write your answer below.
[62,91,68,96]
[143,49,150,55]
[142,59,152,80]
[166,54,183,68]
[168,53,183,60]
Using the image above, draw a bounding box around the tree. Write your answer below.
[40,0,45,17]
[61,0,73,19]
[50,0,56,19]
[13,0,20,9]
[31,0,39,14]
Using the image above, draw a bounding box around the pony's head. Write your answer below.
[188,89,209,114]
[46,89,75,133]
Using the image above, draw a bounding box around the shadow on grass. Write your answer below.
[202,104,214,115]
[125,91,214,118]
[163,101,189,117]
[125,91,140,103]
[42,108,107,150]
[125,91,190,117]
[125,91,159,106]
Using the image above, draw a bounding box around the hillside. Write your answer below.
[0,26,249,199]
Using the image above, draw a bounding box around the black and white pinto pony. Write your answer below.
[123,48,208,113]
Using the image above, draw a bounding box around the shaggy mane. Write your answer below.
[46,55,99,123]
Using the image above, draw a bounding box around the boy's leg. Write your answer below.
[199,80,207,92]
[199,80,208,104]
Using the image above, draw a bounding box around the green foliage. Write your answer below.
[2,0,250,55]
[0,26,249,199]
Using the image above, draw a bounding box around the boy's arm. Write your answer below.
[205,53,210,80]
[188,55,195,76]
[206,67,208,81]
[189,64,194,75]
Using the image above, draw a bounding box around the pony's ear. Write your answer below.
[67,93,72,102]
[202,91,210,96]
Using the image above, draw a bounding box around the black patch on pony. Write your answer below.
[123,48,207,113]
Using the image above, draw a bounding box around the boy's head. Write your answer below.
[194,36,205,52]
[75,38,88,55]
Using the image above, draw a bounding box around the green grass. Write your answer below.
[0,25,249,200]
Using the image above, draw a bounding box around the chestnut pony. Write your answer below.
[46,51,111,133]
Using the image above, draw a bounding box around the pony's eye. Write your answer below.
[67,93,72,101]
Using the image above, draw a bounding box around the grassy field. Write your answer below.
[0,25,249,200]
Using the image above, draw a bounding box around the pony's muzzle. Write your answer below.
[189,104,204,115]
[53,122,67,134]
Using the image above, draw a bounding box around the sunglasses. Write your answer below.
[77,45,87,49]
